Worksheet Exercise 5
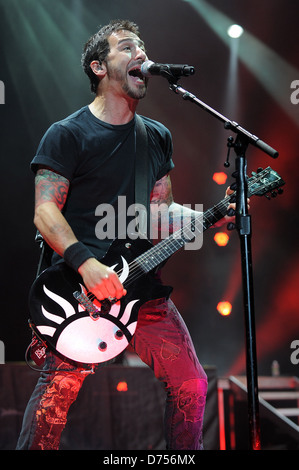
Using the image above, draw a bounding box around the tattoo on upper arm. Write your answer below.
[150,175,173,206]
[150,175,176,235]
[35,168,69,210]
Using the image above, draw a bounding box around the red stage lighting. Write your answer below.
[213,172,227,185]
[116,381,128,392]
[214,232,229,246]
[217,301,232,316]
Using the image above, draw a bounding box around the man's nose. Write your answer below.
[135,46,147,62]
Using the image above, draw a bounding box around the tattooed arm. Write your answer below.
[150,174,236,237]
[34,167,126,300]
[34,167,76,256]
[150,174,202,237]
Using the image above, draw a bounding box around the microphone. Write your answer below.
[141,60,195,79]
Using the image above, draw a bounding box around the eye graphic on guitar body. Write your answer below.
[30,256,140,364]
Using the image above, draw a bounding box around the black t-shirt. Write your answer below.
[31,106,174,261]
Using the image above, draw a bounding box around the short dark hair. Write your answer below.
[81,19,141,93]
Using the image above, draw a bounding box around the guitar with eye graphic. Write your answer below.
[28,167,284,365]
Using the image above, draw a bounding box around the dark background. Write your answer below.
[1,0,299,378]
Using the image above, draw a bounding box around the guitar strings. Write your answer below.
[118,172,266,287]
[86,171,267,302]
[87,170,274,301]
[129,170,279,287]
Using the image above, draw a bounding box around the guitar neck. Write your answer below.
[135,196,229,274]
[127,166,284,277]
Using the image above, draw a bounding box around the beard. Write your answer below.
[106,62,148,100]
[122,80,147,100]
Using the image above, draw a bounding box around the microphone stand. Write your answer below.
[166,76,278,450]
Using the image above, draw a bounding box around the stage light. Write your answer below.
[227,24,244,39]
[183,0,299,127]
[213,172,227,185]
[214,232,229,246]
[217,301,232,316]
[116,381,128,392]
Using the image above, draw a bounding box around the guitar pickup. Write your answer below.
[73,291,112,319]
[73,291,101,320]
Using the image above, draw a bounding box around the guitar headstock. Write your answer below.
[248,167,285,199]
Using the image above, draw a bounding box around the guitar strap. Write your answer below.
[35,230,53,277]
[134,114,150,238]
[35,114,150,278]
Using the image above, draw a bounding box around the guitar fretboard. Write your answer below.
[133,197,228,275]
[119,167,283,285]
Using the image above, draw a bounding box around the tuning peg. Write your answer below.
[232,171,238,178]
[230,182,237,191]
[257,167,263,173]
[227,222,235,231]
[271,191,277,198]
[278,188,283,195]
[227,208,235,217]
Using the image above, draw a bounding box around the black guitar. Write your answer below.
[28,167,284,364]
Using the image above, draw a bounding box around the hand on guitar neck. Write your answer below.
[212,186,250,228]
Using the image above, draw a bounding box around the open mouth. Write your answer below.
[128,66,145,84]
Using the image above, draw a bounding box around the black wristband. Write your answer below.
[63,242,94,271]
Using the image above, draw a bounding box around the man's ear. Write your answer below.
[90,60,106,77]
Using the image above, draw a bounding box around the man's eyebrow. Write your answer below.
[117,38,146,48]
